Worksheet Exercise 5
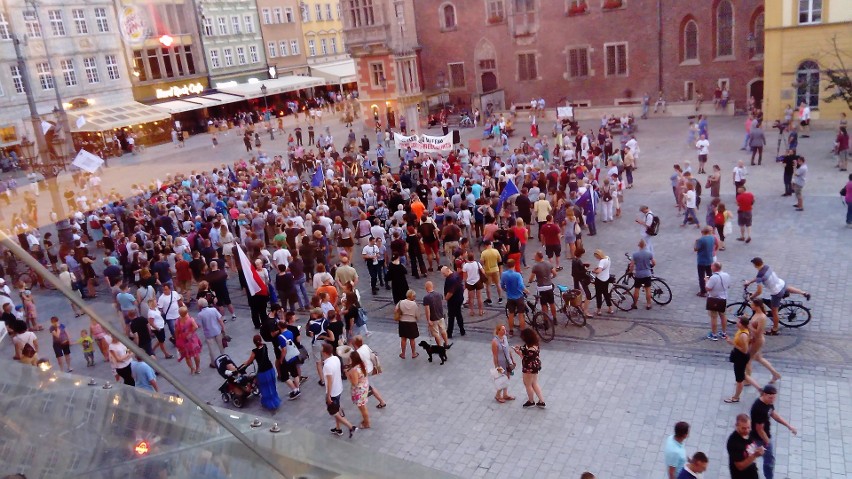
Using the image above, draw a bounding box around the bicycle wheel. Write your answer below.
[532,312,556,342]
[563,304,587,327]
[778,303,811,328]
[650,278,673,306]
[617,273,632,286]
[725,302,754,325]
[610,284,634,312]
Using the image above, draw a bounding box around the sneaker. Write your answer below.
[300,376,309,382]
[498,297,504,304]
[536,402,546,409]
[231,315,237,321]
[522,401,535,408]
[349,426,358,438]
[288,391,297,400]
[484,298,493,305]
[719,332,728,339]
[706,332,716,340]
[330,428,343,436]
[292,389,302,399]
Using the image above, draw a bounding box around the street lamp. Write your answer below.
[260,84,274,140]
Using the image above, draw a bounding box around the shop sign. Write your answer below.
[119,5,149,46]
[155,83,204,99]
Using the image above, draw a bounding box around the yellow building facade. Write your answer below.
[764,0,852,123]
[299,0,348,65]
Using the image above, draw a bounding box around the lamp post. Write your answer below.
[260,84,274,140]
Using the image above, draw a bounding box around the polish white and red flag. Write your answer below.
[235,244,269,297]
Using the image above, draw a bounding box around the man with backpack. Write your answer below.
[638,205,660,254]
[306,307,333,386]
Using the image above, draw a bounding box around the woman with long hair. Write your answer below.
[514,328,545,408]
[346,350,371,428]
[174,306,203,375]
[242,334,281,411]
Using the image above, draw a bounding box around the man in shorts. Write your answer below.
[500,259,528,336]
[744,258,810,335]
[423,281,450,348]
[735,187,754,244]
[480,240,504,305]
[528,251,558,323]
[49,316,72,372]
[321,343,356,437]
[629,239,655,310]
[539,215,563,271]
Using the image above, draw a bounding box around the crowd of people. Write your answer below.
[0,100,837,477]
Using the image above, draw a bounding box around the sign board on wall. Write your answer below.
[156,82,205,99]
[118,5,149,46]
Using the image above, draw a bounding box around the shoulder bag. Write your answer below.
[705,274,727,312]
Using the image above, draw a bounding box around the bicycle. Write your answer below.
[504,292,556,342]
[616,253,673,306]
[556,284,587,326]
[725,284,812,328]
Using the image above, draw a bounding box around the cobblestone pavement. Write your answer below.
[2,113,850,478]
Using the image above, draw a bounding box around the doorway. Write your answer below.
[748,79,764,109]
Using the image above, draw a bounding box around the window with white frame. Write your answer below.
[369,62,385,87]
[796,60,820,108]
[210,49,220,68]
[514,0,535,13]
[798,0,821,24]
[236,46,246,64]
[262,8,271,24]
[291,40,299,55]
[331,37,338,54]
[72,9,88,35]
[567,46,589,78]
[320,38,327,55]
[517,52,537,81]
[448,62,465,88]
[244,15,255,33]
[751,11,764,57]
[604,42,628,76]
[249,45,259,63]
[441,3,457,30]
[0,12,10,40]
[285,7,294,22]
[268,42,277,58]
[716,0,733,57]
[326,3,333,20]
[301,4,310,22]
[486,0,505,21]
[48,10,66,37]
[61,59,77,86]
[10,65,25,93]
[348,0,376,27]
[683,20,698,62]
[337,3,341,19]
[83,57,99,83]
[94,7,109,32]
[105,54,120,80]
[231,16,240,34]
[24,10,42,38]
[308,40,316,57]
[37,62,54,90]
[203,17,214,36]
[218,17,228,35]
[315,4,322,21]
[224,48,233,66]
[280,41,289,56]
[274,8,283,23]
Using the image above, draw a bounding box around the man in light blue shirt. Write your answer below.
[630,239,655,310]
[500,258,528,335]
[664,421,689,479]
[131,357,158,393]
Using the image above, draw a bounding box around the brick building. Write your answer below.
[413,0,765,112]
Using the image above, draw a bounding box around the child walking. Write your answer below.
[78,329,96,367]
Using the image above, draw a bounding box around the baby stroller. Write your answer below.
[215,354,258,408]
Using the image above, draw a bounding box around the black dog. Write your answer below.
[418,341,449,365]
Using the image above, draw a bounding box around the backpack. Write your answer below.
[89,218,101,229]
[307,318,328,343]
[602,187,613,202]
[355,308,368,327]
[646,213,661,236]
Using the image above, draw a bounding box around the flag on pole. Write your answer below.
[575,187,597,223]
[235,244,269,297]
[495,178,519,215]
[311,163,325,187]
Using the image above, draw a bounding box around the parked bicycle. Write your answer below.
[556,284,587,326]
[616,253,672,306]
[504,292,556,342]
[726,284,812,328]
[591,270,635,312]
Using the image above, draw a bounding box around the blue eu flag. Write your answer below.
[495,179,519,215]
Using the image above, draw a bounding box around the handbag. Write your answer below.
[706,297,726,312]
[393,306,402,322]
[490,367,510,391]
[369,349,382,375]
[723,219,733,236]
[574,222,581,236]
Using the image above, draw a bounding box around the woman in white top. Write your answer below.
[461,253,485,317]
[109,335,135,386]
[591,249,614,315]
[220,224,236,270]
[147,298,173,359]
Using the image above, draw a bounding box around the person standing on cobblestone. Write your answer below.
[792,156,807,211]
[705,262,730,340]
[727,414,764,479]
[513,328,545,409]
[491,324,516,403]
[694,227,715,297]
[843,173,852,227]
[750,384,797,479]
[197,299,225,369]
[442,266,465,337]
[735,187,754,244]
[629,240,654,311]
[663,421,689,479]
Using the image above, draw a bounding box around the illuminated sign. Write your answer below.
[134,440,150,456]
[119,5,148,46]
[155,82,204,99]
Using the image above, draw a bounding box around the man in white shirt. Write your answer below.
[732,160,748,189]
[799,102,811,137]
[362,236,382,294]
[272,247,292,269]
[351,335,387,408]
[695,134,710,174]
[705,262,731,341]
[321,343,356,437]
[625,136,639,168]
[681,183,700,228]
[157,284,182,341]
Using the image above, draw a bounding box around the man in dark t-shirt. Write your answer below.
[749,384,797,479]
[129,310,153,355]
[727,414,763,479]
[442,266,465,338]
[781,150,798,196]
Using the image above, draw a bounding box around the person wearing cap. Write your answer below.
[744,258,809,335]
[750,384,797,479]
[591,250,614,315]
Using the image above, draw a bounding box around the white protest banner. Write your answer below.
[557,106,574,119]
[71,149,104,173]
[393,132,419,150]
[393,133,454,153]
[76,116,87,130]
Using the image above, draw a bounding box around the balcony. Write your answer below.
[343,23,391,50]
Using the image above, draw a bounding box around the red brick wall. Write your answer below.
[413,0,763,109]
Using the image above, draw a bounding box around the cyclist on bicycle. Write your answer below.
[744,257,810,335]
[528,251,558,323]
[500,258,528,337]
[628,239,655,310]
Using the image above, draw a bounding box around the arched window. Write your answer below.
[796,60,820,108]
[683,20,698,62]
[751,11,765,57]
[441,3,457,29]
[716,0,734,57]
